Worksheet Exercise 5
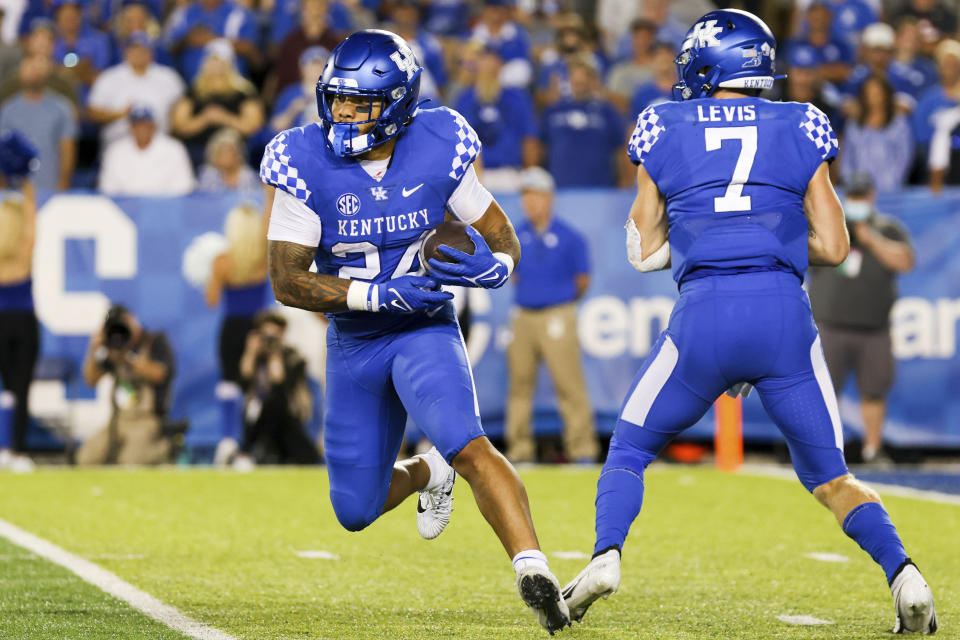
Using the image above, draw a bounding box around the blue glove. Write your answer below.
[0,130,39,179]
[367,275,453,313]
[427,226,512,289]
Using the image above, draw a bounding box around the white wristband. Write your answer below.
[347,280,373,311]
[492,252,515,276]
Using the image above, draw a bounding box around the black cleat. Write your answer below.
[518,569,572,635]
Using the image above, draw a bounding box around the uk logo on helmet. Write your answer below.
[688,20,723,48]
[337,193,361,216]
[390,48,418,80]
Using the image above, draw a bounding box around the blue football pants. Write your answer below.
[612,271,849,491]
[323,317,485,531]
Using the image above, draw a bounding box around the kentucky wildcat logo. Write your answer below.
[336,193,361,216]
[684,20,723,50]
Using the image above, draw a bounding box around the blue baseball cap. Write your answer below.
[129,105,154,122]
[788,44,820,69]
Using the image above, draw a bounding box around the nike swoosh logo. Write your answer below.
[417,496,427,513]
[402,184,424,197]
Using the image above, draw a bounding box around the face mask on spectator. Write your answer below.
[844,200,872,222]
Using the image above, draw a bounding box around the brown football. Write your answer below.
[419,220,476,269]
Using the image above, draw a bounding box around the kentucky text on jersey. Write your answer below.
[337,209,430,237]
[260,105,482,335]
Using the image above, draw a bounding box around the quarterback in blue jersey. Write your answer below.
[260,30,570,634]
[561,10,937,635]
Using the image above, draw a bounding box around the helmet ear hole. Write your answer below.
[697,65,712,77]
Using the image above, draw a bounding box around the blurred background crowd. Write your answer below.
[5,0,960,195]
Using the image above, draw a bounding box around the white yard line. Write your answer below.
[0,517,239,640]
[777,614,833,625]
[740,464,960,506]
[294,549,339,560]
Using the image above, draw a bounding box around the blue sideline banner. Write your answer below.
[24,189,960,450]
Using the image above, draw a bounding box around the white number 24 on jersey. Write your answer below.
[704,126,757,213]
[331,231,428,280]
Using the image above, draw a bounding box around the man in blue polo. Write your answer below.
[505,167,597,464]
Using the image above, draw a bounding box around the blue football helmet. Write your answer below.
[673,9,781,101]
[316,29,423,157]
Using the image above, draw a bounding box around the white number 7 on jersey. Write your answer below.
[704,126,757,213]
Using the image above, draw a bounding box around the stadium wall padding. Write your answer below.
[22,188,960,450]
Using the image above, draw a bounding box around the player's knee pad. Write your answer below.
[329,487,382,532]
[601,434,658,478]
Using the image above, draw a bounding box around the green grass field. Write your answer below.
[0,465,955,640]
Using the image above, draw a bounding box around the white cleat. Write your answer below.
[892,562,937,634]
[231,453,255,473]
[213,437,238,467]
[517,567,571,635]
[9,454,34,474]
[416,455,455,540]
[562,547,621,623]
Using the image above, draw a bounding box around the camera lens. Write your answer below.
[105,324,131,349]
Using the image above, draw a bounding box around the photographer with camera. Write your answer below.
[76,304,176,465]
[237,311,318,466]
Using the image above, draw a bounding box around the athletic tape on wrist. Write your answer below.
[492,252,515,276]
[347,281,373,311]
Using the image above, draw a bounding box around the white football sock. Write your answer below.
[513,549,549,576]
[416,446,448,492]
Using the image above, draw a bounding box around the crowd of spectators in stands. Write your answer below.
[4,0,960,194]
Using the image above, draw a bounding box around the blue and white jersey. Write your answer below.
[628,97,838,284]
[261,106,485,335]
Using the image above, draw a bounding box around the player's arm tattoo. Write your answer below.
[268,240,351,312]
[472,201,521,264]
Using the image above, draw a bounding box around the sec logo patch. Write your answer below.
[336,193,361,216]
